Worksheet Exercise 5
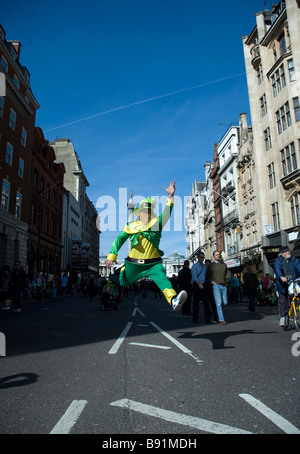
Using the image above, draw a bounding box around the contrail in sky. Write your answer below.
[44,73,245,133]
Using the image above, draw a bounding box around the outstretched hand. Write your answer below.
[164,180,176,198]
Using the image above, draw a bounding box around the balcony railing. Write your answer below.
[222,209,239,228]
[250,44,261,68]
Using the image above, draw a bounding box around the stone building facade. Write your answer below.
[242,0,300,271]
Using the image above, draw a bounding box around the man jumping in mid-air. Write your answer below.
[105,180,187,311]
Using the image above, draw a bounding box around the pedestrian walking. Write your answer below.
[9,261,27,312]
[88,277,96,301]
[177,260,192,315]
[105,181,187,311]
[274,246,300,328]
[230,274,240,304]
[204,259,218,321]
[33,272,46,304]
[191,252,215,324]
[243,267,259,313]
[60,274,68,300]
[95,274,104,297]
[0,265,12,310]
[206,251,229,325]
[51,276,57,299]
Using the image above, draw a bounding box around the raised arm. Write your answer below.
[164,180,176,198]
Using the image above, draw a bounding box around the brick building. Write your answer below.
[0,25,39,269]
[27,128,65,277]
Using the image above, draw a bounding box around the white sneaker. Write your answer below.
[171,291,187,311]
[279,317,286,326]
[1,306,10,310]
[13,308,21,313]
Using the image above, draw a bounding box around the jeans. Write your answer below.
[212,284,228,322]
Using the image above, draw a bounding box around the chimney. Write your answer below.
[10,41,22,60]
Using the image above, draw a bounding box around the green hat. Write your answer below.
[134,197,157,217]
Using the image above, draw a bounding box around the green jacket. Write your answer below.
[107,198,174,262]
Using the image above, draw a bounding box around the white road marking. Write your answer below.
[150,321,203,363]
[50,400,88,434]
[239,394,300,434]
[108,321,133,355]
[132,308,145,317]
[129,342,172,350]
[111,399,252,434]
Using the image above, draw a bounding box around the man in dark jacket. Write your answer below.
[274,246,300,327]
[177,260,192,315]
[9,261,27,312]
[243,267,259,313]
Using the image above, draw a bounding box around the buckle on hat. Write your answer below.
[138,259,145,264]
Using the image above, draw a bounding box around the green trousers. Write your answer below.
[119,260,177,305]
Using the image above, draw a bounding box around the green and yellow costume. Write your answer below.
[106,197,177,305]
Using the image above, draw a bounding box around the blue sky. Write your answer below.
[2,0,270,259]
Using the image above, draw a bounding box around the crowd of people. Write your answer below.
[0,261,115,312]
[1,245,299,330]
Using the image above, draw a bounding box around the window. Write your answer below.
[260,94,267,117]
[44,213,48,232]
[271,75,277,97]
[15,192,22,219]
[272,202,280,232]
[281,142,297,176]
[18,158,24,178]
[23,69,30,83]
[1,179,10,211]
[271,65,286,97]
[264,127,272,151]
[279,33,287,56]
[9,108,16,130]
[276,111,282,134]
[288,59,295,82]
[0,55,8,72]
[291,194,300,227]
[33,170,37,186]
[293,97,300,122]
[280,65,286,89]
[257,64,263,86]
[268,163,276,189]
[0,96,4,117]
[276,101,291,134]
[5,142,13,165]
[30,202,36,224]
[21,127,27,147]
[13,74,19,89]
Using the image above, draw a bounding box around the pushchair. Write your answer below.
[99,282,120,311]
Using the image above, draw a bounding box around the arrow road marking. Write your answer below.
[150,322,203,363]
[111,399,252,434]
[132,308,145,317]
[239,394,300,434]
